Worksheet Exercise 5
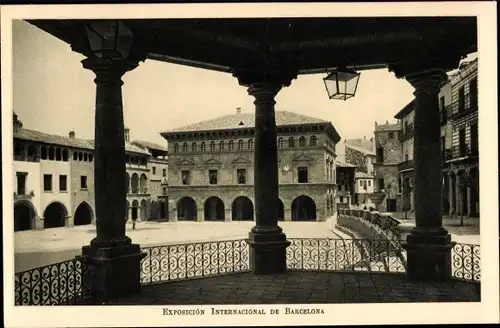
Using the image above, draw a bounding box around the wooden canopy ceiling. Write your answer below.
[28,17,477,81]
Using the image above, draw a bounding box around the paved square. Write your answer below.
[100,271,480,305]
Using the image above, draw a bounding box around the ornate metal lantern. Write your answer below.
[323,66,360,100]
[85,20,133,59]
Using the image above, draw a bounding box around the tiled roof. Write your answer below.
[334,159,356,168]
[346,143,376,156]
[345,138,374,152]
[131,140,168,153]
[355,171,374,179]
[394,99,415,119]
[14,129,94,150]
[87,140,151,155]
[163,110,328,134]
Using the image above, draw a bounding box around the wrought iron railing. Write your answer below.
[140,239,250,285]
[15,236,479,306]
[286,238,406,273]
[452,243,480,282]
[14,258,89,306]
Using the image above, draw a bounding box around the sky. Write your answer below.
[12,19,417,146]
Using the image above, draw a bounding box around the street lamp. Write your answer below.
[85,20,134,59]
[323,66,360,101]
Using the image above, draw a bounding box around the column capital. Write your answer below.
[247,83,282,102]
[82,57,143,85]
[233,69,297,88]
[405,69,448,94]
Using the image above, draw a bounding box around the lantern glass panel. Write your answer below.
[323,69,360,100]
[86,20,133,59]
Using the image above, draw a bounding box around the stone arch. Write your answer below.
[229,140,234,151]
[174,143,179,152]
[140,199,148,220]
[27,144,38,160]
[278,198,285,221]
[204,196,225,221]
[41,146,48,160]
[288,137,295,148]
[291,195,317,221]
[140,173,148,193]
[126,200,130,221]
[131,173,139,193]
[248,139,254,150]
[43,202,68,229]
[232,196,254,221]
[310,135,317,147]
[210,141,216,152]
[299,136,306,147]
[48,147,55,160]
[191,142,197,152]
[62,148,69,161]
[177,196,197,221]
[182,143,188,152]
[201,142,206,152]
[238,139,244,150]
[14,200,36,231]
[131,199,139,220]
[74,201,93,226]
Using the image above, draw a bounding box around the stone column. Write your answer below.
[448,173,454,216]
[466,184,472,218]
[225,208,232,222]
[197,208,205,222]
[284,208,292,222]
[402,69,453,281]
[247,83,290,274]
[77,56,146,302]
[455,173,461,217]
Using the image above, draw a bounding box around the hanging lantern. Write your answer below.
[85,20,133,59]
[323,66,360,101]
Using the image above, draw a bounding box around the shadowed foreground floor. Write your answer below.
[102,271,480,305]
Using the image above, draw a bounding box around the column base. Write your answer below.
[77,243,147,303]
[247,227,290,274]
[402,227,454,281]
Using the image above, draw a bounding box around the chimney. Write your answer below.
[69,131,75,139]
[385,120,389,125]
[13,113,22,133]
[236,107,242,115]
[124,127,130,142]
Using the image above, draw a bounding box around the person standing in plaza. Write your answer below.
[132,216,137,231]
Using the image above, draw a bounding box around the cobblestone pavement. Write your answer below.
[103,271,480,305]
[14,219,350,272]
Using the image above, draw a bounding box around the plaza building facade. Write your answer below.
[395,57,479,218]
[334,160,356,209]
[131,140,169,221]
[13,114,167,231]
[337,138,376,207]
[161,109,341,222]
[373,121,403,212]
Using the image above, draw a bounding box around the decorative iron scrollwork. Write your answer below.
[15,259,84,306]
[286,238,407,273]
[140,239,250,285]
[452,243,480,282]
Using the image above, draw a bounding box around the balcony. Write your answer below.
[397,159,414,172]
[14,190,34,200]
[446,145,479,162]
[449,100,478,121]
[399,127,414,142]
